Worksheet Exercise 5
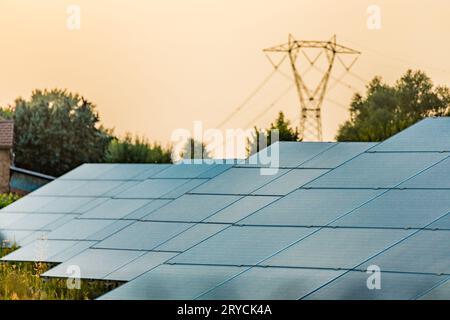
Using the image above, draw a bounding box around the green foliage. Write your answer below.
[0,193,21,209]
[179,138,211,160]
[12,89,113,177]
[0,246,121,300]
[247,111,300,155]
[0,196,121,300]
[106,133,172,163]
[0,106,14,120]
[337,70,450,142]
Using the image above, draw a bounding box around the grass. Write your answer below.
[0,194,123,300]
[0,243,123,300]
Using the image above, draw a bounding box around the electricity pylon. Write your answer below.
[264,35,360,141]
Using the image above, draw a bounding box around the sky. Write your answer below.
[1,0,450,155]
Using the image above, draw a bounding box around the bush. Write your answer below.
[0,193,21,209]
[106,133,172,163]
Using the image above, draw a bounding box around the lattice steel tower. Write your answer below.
[264,35,360,141]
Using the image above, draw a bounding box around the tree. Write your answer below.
[11,89,113,176]
[247,111,300,155]
[337,70,450,142]
[105,133,172,163]
[179,138,211,160]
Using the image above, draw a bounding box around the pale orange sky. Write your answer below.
[1,0,450,149]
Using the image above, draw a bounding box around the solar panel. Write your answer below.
[99,264,244,300]
[263,228,412,269]
[306,152,446,188]
[67,180,127,197]
[94,221,192,250]
[419,278,450,300]
[332,189,450,228]
[241,189,381,227]
[155,223,229,252]
[79,199,152,219]
[244,142,335,168]
[399,157,450,188]
[94,164,170,180]
[31,180,86,196]
[0,213,65,231]
[304,271,446,300]
[115,179,194,199]
[59,164,117,180]
[105,251,177,281]
[429,213,450,230]
[0,230,33,245]
[300,142,377,169]
[361,230,450,275]
[161,179,209,198]
[371,118,450,152]
[142,195,240,222]
[198,267,344,300]
[1,239,96,262]
[170,226,316,266]
[42,249,144,280]
[191,168,288,195]
[2,118,450,300]
[123,200,172,220]
[205,196,280,224]
[252,169,328,196]
[36,197,98,213]
[47,219,131,241]
[153,164,224,178]
[3,196,55,212]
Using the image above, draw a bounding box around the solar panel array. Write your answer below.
[1,118,449,300]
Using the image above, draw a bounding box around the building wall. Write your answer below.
[0,149,11,193]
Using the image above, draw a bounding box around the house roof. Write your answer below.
[0,120,14,148]
[0,117,449,300]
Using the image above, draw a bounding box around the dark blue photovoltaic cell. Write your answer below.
[241,189,381,226]
[264,228,412,269]
[43,249,143,280]
[361,230,450,275]
[114,179,192,199]
[198,267,344,300]
[155,223,228,252]
[304,271,446,300]
[36,197,98,213]
[371,118,450,152]
[0,240,96,262]
[399,157,450,188]
[94,221,192,250]
[59,164,117,180]
[205,196,280,224]
[2,196,56,212]
[94,164,169,180]
[419,278,450,300]
[171,226,316,266]
[99,264,244,300]
[153,164,224,178]
[80,199,152,219]
[105,252,177,281]
[244,142,335,168]
[123,200,172,220]
[300,142,377,169]
[252,169,328,196]
[428,213,450,230]
[0,213,65,231]
[332,189,450,229]
[47,219,122,240]
[191,168,288,195]
[142,195,240,222]
[306,152,446,188]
